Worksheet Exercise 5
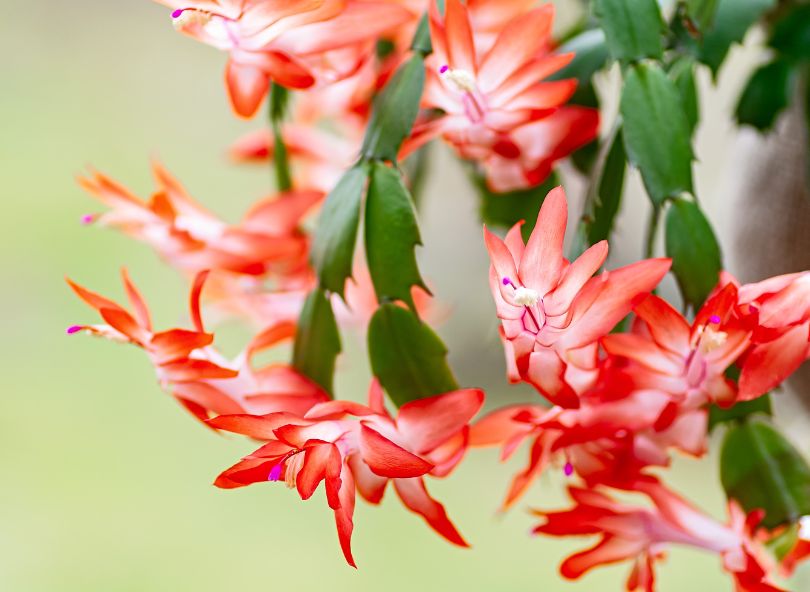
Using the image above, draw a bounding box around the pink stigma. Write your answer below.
[564,462,574,477]
[172,9,184,18]
[268,464,283,482]
[439,64,449,74]
[80,214,95,225]
[709,315,721,324]
[502,277,517,288]
[66,325,82,335]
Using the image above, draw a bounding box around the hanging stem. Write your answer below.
[269,83,293,192]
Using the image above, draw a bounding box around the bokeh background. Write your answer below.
[3,1,809,590]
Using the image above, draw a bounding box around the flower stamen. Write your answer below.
[172,8,214,29]
[514,287,540,307]
[268,449,305,489]
[440,65,486,123]
[563,461,574,477]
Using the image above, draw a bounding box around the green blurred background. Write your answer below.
[2,1,807,590]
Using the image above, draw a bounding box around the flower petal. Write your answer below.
[518,186,567,295]
[393,478,468,547]
[560,258,671,350]
[120,269,152,331]
[444,0,477,74]
[348,454,388,504]
[359,425,434,478]
[396,389,485,453]
[297,442,341,502]
[544,240,608,317]
[634,294,691,355]
[477,5,554,92]
[739,324,810,400]
[560,536,644,580]
[333,463,357,568]
[225,60,271,118]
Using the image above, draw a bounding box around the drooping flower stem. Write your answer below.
[268,83,293,192]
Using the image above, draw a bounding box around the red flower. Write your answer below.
[484,187,670,407]
[534,480,784,592]
[471,387,706,509]
[602,285,752,409]
[730,272,810,400]
[401,0,598,189]
[478,108,599,192]
[67,270,329,424]
[160,0,415,117]
[79,163,318,279]
[209,381,484,566]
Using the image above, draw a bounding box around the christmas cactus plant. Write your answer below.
[67,1,810,589]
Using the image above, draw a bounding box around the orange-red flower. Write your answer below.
[66,270,329,424]
[210,381,485,566]
[79,162,318,279]
[534,480,784,592]
[730,272,810,400]
[159,0,414,117]
[471,384,707,509]
[484,187,670,407]
[602,286,752,409]
[402,0,598,189]
[478,107,600,192]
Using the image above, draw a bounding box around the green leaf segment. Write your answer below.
[721,417,810,529]
[293,9,459,406]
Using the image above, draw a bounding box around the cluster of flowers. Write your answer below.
[478,189,810,590]
[67,0,810,589]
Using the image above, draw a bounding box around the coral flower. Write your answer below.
[160,0,414,116]
[79,163,318,279]
[67,269,237,386]
[479,107,600,192]
[534,480,784,592]
[602,285,752,408]
[471,386,707,509]
[484,187,671,407]
[731,272,810,400]
[401,0,598,189]
[209,381,484,566]
[67,270,329,424]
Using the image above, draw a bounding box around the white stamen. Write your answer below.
[514,287,540,307]
[284,451,305,489]
[173,10,212,30]
[696,325,728,354]
[443,68,477,93]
